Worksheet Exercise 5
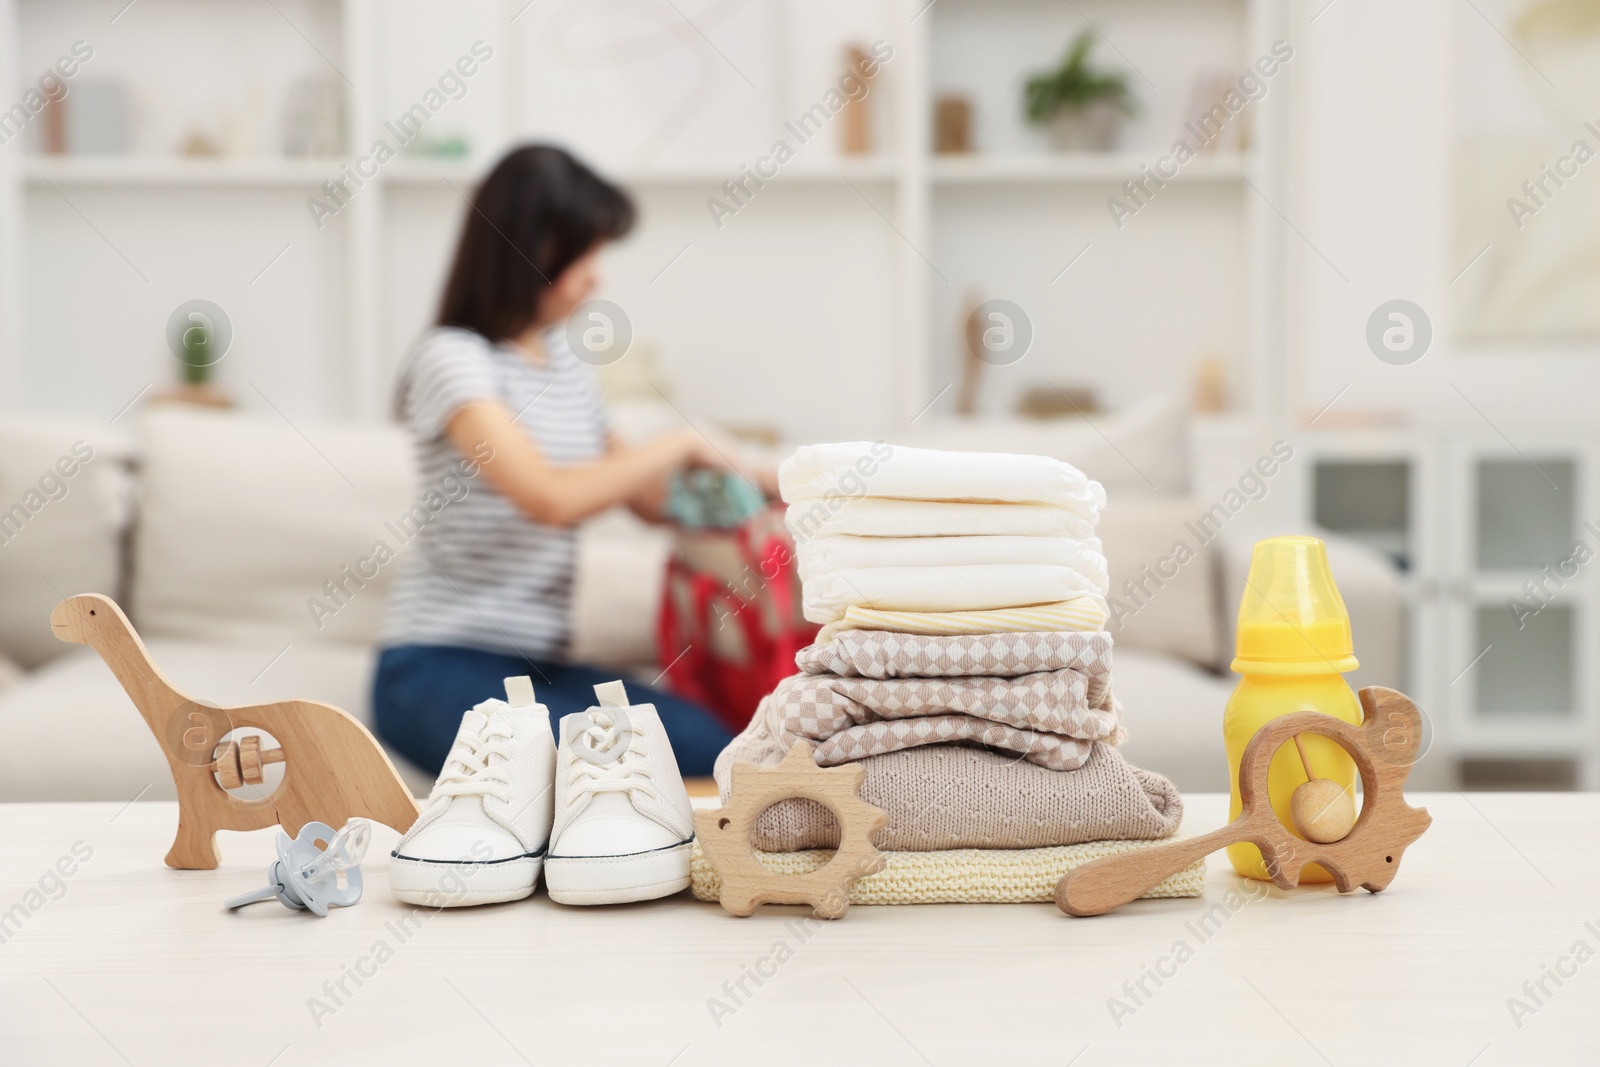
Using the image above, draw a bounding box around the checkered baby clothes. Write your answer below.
[771,631,1118,771]
[796,630,1112,681]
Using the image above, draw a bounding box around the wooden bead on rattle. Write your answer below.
[1289,734,1356,843]
[213,734,286,790]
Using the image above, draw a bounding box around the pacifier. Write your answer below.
[225,819,370,916]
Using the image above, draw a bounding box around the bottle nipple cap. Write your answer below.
[1231,535,1359,675]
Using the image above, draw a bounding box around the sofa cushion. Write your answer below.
[1111,646,1235,792]
[900,394,1190,495]
[0,418,133,668]
[0,639,432,801]
[131,407,415,649]
[569,507,673,667]
[1098,494,1225,670]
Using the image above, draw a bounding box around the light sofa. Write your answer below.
[0,402,1423,805]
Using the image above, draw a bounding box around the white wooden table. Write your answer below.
[0,794,1593,1066]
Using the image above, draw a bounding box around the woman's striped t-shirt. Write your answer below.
[381,326,610,660]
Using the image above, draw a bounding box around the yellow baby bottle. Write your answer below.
[1224,535,1362,882]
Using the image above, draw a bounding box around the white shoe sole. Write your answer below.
[388,852,544,907]
[544,839,694,905]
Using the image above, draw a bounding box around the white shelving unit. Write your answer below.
[0,0,508,420]
[911,0,1289,426]
[21,156,335,185]
[0,0,1289,436]
[930,152,1255,184]
[0,0,25,410]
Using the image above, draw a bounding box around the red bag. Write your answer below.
[656,505,816,733]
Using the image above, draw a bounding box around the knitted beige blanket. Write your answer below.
[690,838,1206,905]
[712,739,1183,851]
[767,631,1119,772]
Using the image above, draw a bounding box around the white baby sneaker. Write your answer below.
[389,676,555,907]
[544,681,697,905]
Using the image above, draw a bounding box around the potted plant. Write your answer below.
[179,314,214,387]
[150,304,234,409]
[1024,31,1137,151]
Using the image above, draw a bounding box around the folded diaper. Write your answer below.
[796,533,1107,586]
[780,441,1107,516]
[812,598,1109,645]
[787,497,1096,540]
[713,740,1180,851]
[690,837,1204,905]
[802,563,1104,624]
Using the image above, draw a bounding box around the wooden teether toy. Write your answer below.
[694,741,888,919]
[52,594,420,870]
[1056,686,1432,916]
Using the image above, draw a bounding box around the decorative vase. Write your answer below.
[1047,101,1123,152]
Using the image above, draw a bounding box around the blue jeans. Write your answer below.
[372,645,733,778]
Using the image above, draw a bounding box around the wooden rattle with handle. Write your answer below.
[1056,686,1432,917]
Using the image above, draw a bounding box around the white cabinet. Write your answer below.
[1304,430,1600,788]
[1446,441,1597,786]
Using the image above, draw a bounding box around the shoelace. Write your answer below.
[431,719,515,806]
[568,711,658,801]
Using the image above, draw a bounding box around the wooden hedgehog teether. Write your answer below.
[52,594,420,870]
[1057,686,1432,916]
[694,741,888,919]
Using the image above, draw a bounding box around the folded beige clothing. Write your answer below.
[788,497,1096,540]
[690,837,1205,905]
[812,598,1109,644]
[802,563,1105,623]
[761,674,1117,771]
[713,741,1181,851]
[780,441,1107,514]
[754,630,1120,770]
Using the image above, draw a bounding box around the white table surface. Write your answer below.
[0,793,1593,1066]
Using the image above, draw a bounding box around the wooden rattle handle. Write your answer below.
[1056,826,1241,916]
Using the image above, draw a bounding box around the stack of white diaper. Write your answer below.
[698,442,1191,894]
[779,442,1110,628]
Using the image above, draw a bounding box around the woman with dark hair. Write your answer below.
[373,144,756,777]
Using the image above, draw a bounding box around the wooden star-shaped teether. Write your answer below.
[694,742,888,919]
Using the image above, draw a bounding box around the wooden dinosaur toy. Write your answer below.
[52,593,419,870]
